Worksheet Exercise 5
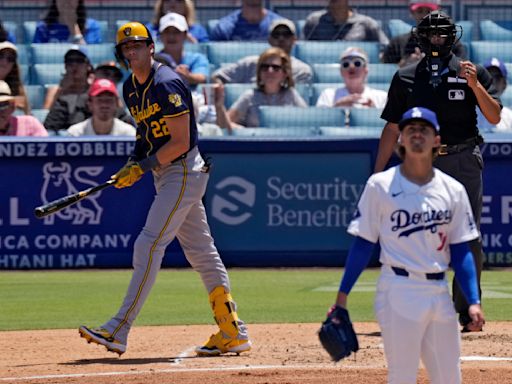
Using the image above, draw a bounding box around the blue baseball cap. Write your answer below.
[484,57,508,78]
[399,107,440,132]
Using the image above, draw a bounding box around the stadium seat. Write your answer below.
[258,106,345,128]
[19,64,30,84]
[15,44,30,65]
[312,63,396,83]
[206,19,219,36]
[31,64,65,85]
[470,41,512,64]
[25,84,46,109]
[207,42,270,66]
[506,63,512,84]
[479,20,512,41]
[457,20,473,44]
[22,21,37,44]
[319,126,382,138]
[387,19,413,38]
[3,21,20,43]
[348,108,384,128]
[296,41,381,64]
[31,108,49,124]
[229,127,319,137]
[31,43,116,64]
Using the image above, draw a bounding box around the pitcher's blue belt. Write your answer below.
[391,266,445,280]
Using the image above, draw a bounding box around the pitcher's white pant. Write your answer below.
[102,147,244,344]
[375,266,461,384]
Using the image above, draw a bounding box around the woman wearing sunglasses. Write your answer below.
[0,41,30,114]
[316,47,387,109]
[214,47,307,133]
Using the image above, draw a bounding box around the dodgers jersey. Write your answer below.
[123,61,198,161]
[348,166,479,273]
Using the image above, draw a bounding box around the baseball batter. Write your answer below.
[78,22,251,357]
[333,107,484,383]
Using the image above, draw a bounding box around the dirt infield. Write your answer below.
[1,322,512,384]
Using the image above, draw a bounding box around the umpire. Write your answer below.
[374,11,501,332]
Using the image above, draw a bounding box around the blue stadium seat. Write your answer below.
[312,63,396,83]
[457,20,473,44]
[19,64,30,84]
[470,41,512,64]
[258,106,345,128]
[22,21,37,44]
[296,41,381,64]
[349,108,384,128]
[229,127,319,137]
[31,43,116,64]
[506,63,512,84]
[479,20,512,41]
[3,21,20,43]
[97,20,109,42]
[31,64,65,85]
[387,19,413,38]
[319,126,382,138]
[206,19,219,36]
[25,84,46,109]
[31,108,49,124]
[15,44,30,65]
[207,42,270,66]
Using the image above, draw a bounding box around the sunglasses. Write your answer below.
[260,63,283,72]
[270,30,294,39]
[0,53,16,63]
[65,57,88,64]
[341,58,366,69]
[0,101,12,111]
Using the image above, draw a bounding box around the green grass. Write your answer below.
[0,269,510,331]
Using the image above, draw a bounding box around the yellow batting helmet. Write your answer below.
[115,22,154,69]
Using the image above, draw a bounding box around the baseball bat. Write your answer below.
[34,179,116,219]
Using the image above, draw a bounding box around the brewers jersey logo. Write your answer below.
[169,93,182,107]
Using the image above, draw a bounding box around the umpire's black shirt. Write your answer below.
[382,54,502,145]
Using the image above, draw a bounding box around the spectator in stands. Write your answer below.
[0,81,48,137]
[303,0,389,45]
[94,61,124,85]
[214,47,307,132]
[209,0,281,41]
[478,57,512,132]
[158,12,209,89]
[212,19,313,84]
[0,20,15,43]
[33,0,102,44]
[66,78,135,136]
[0,41,30,114]
[382,0,466,66]
[316,47,387,108]
[44,46,134,133]
[148,0,209,43]
[43,45,93,110]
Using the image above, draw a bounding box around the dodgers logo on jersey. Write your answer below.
[390,208,452,237]
[169,93,182,107]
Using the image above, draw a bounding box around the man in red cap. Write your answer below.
[382,0,465,66]
[66,78,136,136]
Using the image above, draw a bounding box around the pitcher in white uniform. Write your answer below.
[330,107,484,383]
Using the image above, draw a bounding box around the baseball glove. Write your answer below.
[318,306,359,362]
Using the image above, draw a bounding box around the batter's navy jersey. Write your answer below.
[382,55,502,145]
[123,61,198,160]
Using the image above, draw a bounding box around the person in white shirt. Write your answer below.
[477,57,512,132]
[316,46,388,109]
[66,78,136,136]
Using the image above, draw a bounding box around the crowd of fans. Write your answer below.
[0,0,511,137]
